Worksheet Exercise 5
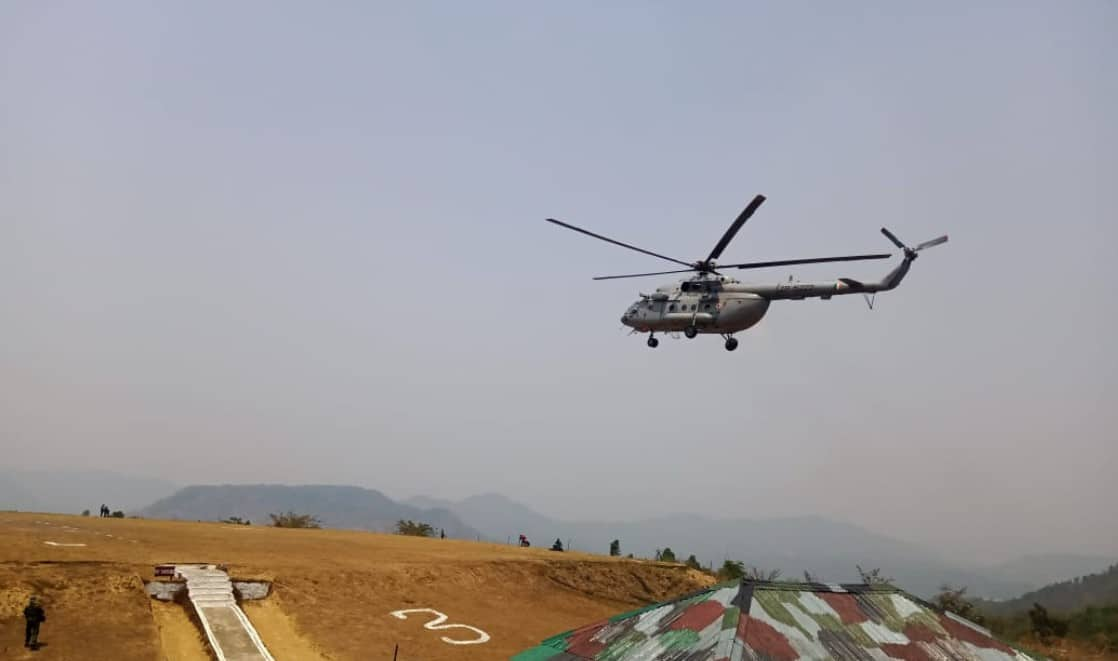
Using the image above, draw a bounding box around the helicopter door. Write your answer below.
[699,296,718,325]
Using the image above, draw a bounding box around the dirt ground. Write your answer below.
[0,512,712,660]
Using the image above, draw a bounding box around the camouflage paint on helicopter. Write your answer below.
[512,580,1036,661]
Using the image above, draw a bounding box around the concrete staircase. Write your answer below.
[175,564,275,661]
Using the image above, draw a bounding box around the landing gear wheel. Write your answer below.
[724,337,739,351]
[684,326,698,339]
[647,336,659,348]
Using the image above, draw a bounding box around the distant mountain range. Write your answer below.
[981,554,1118,596]
[405,493,1115,600]
[978,563,1118,615]
[140,484,482,539]
[3,471,1112,602]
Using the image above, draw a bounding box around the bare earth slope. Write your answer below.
[0,512,712,660]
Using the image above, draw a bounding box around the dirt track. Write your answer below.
[0,512,712,660]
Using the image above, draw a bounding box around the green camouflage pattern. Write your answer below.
[512,580,1037,660]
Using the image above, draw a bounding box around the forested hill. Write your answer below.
[981,564,1118,615]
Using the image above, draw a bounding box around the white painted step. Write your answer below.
[171,564,274,661]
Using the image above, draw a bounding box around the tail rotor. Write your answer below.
[881,228,948,260]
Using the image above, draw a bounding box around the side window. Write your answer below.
[669,304,677,312]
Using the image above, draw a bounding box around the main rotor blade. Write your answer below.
[707,194,766,262]
[723,253,892,270]
[915,235,948,251]
[880,227,906,250]
[545,218,693,268]
[592,268,699,281]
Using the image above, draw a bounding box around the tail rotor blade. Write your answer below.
[915,235,948,251]
[880,227,906,250]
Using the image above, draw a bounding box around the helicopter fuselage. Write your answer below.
[620,277,771,334]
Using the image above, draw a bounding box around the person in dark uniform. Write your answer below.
[24,596,45,649]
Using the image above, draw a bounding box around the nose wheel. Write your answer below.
[684,326,698,339]
[647,334,659,348]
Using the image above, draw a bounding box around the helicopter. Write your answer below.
[546,194,947,350]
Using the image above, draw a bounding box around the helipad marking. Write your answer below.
[44,541,86,547]
[389,608,490,645]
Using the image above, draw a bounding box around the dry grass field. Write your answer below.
[0,511,713,660]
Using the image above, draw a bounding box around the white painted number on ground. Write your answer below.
[389,608,490,645]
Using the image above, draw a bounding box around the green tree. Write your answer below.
[110,510,125,519]
[658,547,677,563]
[717,560,746,581]
[81,509,90,517]
[934,585,985,625]
[609,539,620,557]
[1029,603,1068,644]
[269,511,322,529]
[685,555,702,571]
[551,538,564,552]
[394,520,434,536]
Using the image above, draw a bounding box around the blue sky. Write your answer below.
[2,1,1115,562]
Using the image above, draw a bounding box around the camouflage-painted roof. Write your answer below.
[512,580,1038,660]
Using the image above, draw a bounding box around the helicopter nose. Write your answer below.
[621,312,632,326]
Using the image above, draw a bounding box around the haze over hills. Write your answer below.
[978,564,1118,615]
[981,554,1118,595]
[405,492,1115,601]
[0,469,178,515]
[141,484,482,539]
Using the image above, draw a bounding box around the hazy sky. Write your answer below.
[2,2,1115,564]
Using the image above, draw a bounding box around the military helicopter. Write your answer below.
[546,194,947,350]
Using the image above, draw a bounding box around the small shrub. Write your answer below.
[394,520,434,536]
[717,560,745,581]
[268,511,322,529]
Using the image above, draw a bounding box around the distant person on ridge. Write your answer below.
[24,596,46,649]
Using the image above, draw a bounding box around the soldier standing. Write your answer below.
[24,596,45,649]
